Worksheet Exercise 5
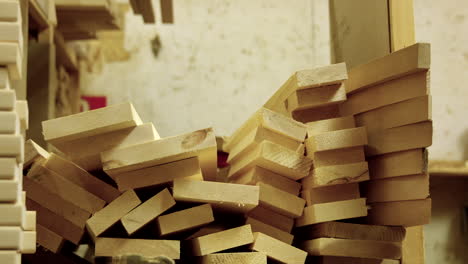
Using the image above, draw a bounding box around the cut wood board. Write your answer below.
[101,127,217,181]
[312,146,365,167]
[190,225,254,256]
[20,231,36,254]
[318,256,399,264]
[0,200,24,226]
[366,199,431,227]
[0,111,19,134]
[363,173,429,203]
[42,102,142,144]
[401,226,425,264]
[115,157,203,191]
[368,149,427,179]
[296,198,368,227]
[0,135,23,162]
[366,121,432,156]
[0,251,20,264]
[228,140,313,180]
[22,211,36,231]
[286,83,347,112]
[306,116,355,137]
[0,1,19,22]
[0,178,20,202]
[173,179,259,213]
[301,183,360,206]
[246,217,294,245]
[304,162,369,188]
[0,67,10,89]
[0,89,15,110]
[247,206,294,233]
[36,224,65,253]
[250,232,307,264]
[257,182,305,218]
[0,158,19,179]
[157,204,214,236]
[0,42,21,80]
[300,238,402,259]
[185,224,226,240]
[86,190,141,240]
[292,104,341,123]
[305,127,367,155]
[0,21,21,43]
[95,238,180,259]
[200,252,267,264]
[345,43,430,94]
[121,188,175,235]
[16,100,28,131]
[0,226,21,249]
[24,139,50,167]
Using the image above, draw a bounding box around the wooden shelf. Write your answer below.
[429,160,468,177]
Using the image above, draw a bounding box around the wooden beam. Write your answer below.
[190,225,254,256]
[301,183,360,206]
[200,253,267,264]
[247,206,294,233]
[366,199,431,226]
[312,146,365,167]
[286,83,347,112]
[250,232,307,264]
[363,173,429,203]
[157,204,214,236]
[305,162,369,187]
[389,0,415,52]
[257,182,305,218]
[368,149,427,179]
[306,116,355,137]
[305,127,367,155]
[246,217,294,244]
[95,238,180,259]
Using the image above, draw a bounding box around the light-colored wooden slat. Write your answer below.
[401,226,425,264]
[0,178,20,202]
[36,224,65,253]
[0,135,23,162]
[0,251,20,264]
[366,199,431,227]
[296,198,368,227]
[16,100,28,131]
[200,252,267,264]
[257,182,305,218]
[301,183,360,206]
[0,89,16,110]
[24,139,50,167]
[250,232,307,264]
[173,179,259,213]
[303,162,369,188]
[246,217,294,245]
[292,104,341,123]
[22,211,36,231]
[0,199,24,226]
[0,1,19,22]
[20,231,36,254]
[247,206,294,233]
[185,224,227,240]
[95,238,180,259]
[157,204,214,236]
[312,146,365,167]
[190,225,254,256]
[0,158,18,180]
[306,116,355,137]
[0,227,21,249]
[0,42,21,80]
[368,149,427,179]
[0,21,21,43]
[305,127,367,155]
[363,173,429,203]
[286,83,347,112]
[389,0,416,52]
[319,256,399,264]
[121,188,175,235]
[0,67,10,89]
[0,110,18,135]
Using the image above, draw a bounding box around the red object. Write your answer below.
[81,96,107,112]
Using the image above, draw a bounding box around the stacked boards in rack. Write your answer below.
[0,0,23,80]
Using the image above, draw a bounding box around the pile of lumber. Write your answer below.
[0,0,23,80]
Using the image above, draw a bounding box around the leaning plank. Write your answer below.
[101,128,217,181]
[366,199,431,227]
[306,116,355,137]
[286,83,347,112]
[190,225,254,256]
[292,104,341,123]
[86,190,141,240]
[95,238,180,259]
[363,173,429,203]
[250,232,307,264]
[0,135,23,162]
[257,182,305,218]
[246,217,294,245]
[300,238,402,259]
[173,179,259,213]
[36,224,65,253]
[0,1,19,22]
[296,198,368,227]
[247,206,294,233]
[303,162,369,188]
[157,204,214,236]
[368,149,427,179]
[201,252,267,264]
[319,256,399,264]
[312,146,365,167]
[305,127,367,155]
[345,43,430,94]
[0,111,19,134]
[401,226,425,264]
[0,158,19,179]
[24,139,50,167]
[42,102,142,144]
[301,183,360,206]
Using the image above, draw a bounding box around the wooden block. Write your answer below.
[367,199,431,227]
[86,190,141,239]
[318,256,399,264]
[247,206,294,233]
[301,183,360,206]
[26,199,84,244]
[0,21,21,43]
[366,121,432,156]
[298,222,406,242]
[0,200,24,226]
[115,157,203,191]
[300,238,402,259]
[340,71,428,116]
[0,226,21,249]
[345,43,430,94]
[185,224,227,240]
[250,232,307,264]
[42,102,142,144]
[305,127,367,155]
[246,217,294,245]
[0,135,23,162]
[0,158,19,179]
[20,231,36,254]
[304,162,369,188]
[355,95,431,134]
[292,104,341,123]
[286,83,347,112]
[102,128,217,181]
[24,139,50,167]
[42,153,121,203]
[0,111,19,134]
[95,238,180,259]
[23,176,91,228]
[190,225,254,256]
[296,198,368,227]
[401,226,425,264]
[26,165,106,213]
[0,67,10,89]
[201,252,267,264]
[121,189,176,235]
[173,179,259,213]
[229,166,301,196]
[22,211,36,231]
[0,1,19,22]
[0,42,21,80]
[36,224,65,253]
[312,146,365,167]
[0,90,15,110]
[368,149,426,179]
[157,204,214,236]
[53,122,159,171]
[306,116,355,137]
[0,178,20,202]
[363,173,429,203]
[257,182,305,218]
[228,141,313,180]
[0,251,20,264]
[15,100,28,131]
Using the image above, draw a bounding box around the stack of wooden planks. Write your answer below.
[0,0,23,80]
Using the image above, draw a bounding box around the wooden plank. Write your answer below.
[246,217,294,245]
[0,42,21,80]
[0,158,19,179]
[250,232,307,264]
[121,188,175,235]
[42,153,121,203]
[157,204,214,236]
[191,225,254,256]
[306,116,355,137]
[228,141,313,180]
[173,179,259,213]
[401,226,425,264]
[185,224,226,240]
[86,190,141,240]
[363,173,429,203]
[0,251,20,264]
[247,206,294,233]
[389,0,415,52]
[0,227,21,249]
[286,83,347,112]
[345,43,430,94]
[429,160,468,177]
[0,89,16,110]
[257,182,305,218]
[366,199,431,227]
[20,230,36,253]
[42,102,142,144]
[16,100,28,131]
[24,139,50,167]
[368,149,426,179]
[0,1,19,22]
[229,166,301,196]
[366,121,432,156]
[0,67,10,89]
[36,224,65,253]
[296,198,368,227]
[0,200,24,226]
[312,146,365,167]
[95,238,180,259]
[292,104,341,123]
[0,21,21,43]
[301,183,360,206]
[304,162,369,188]
[22,211,36,231]
[0,111,19,134]
[102,127,217,181]
[115,157,203,191]
[300,238,402,259]
[318,256,399,264]
[55,0,109,10]
[305,127,367,155]
[0,134,23,162]
[0,178,20,202]
[201,253,267,264]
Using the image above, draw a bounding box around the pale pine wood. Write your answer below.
[0,226,21,249]
[24,139,50,167]
[0,1,19,22]
[185,224,226,240]
[0,199,24,226]
[0,42,21,79]
[22,211,36,231]
[173,179,259,213]
[0,178,20,202]
[389,0,416,52]
[0,135,23,162]
[363,173,429,203]
[121,188,175,235]
[16,100,28,131]
[246,217,294,245]
[0,158,19,179]
[86,190,141,240]
[247,206,294,233]
[0,21,20,43]
[306,116,355,137]
[36,224,65,253]
[250,232,307,264]
[257,182,305,218]
[300,238,402,259]
[190,225,254,256]
[0,111,19,134]
[95,238,180,259]
[366,199,431,227]
[0,251,20,264]
[296,198,368,227]
[319,256,399,264]
[286,83,347,112]
[401,226,425,264]
[301,183,360,206]
[20,231,36,254]
[0,67,10,89]
[157,204,214,236]
[368,149,426,179]
[305,127,367,155]
[304,162,369,188]
[201,252,267,264]
[429,160,468,177]
[292,104,341,123]
[312,146,365,167]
